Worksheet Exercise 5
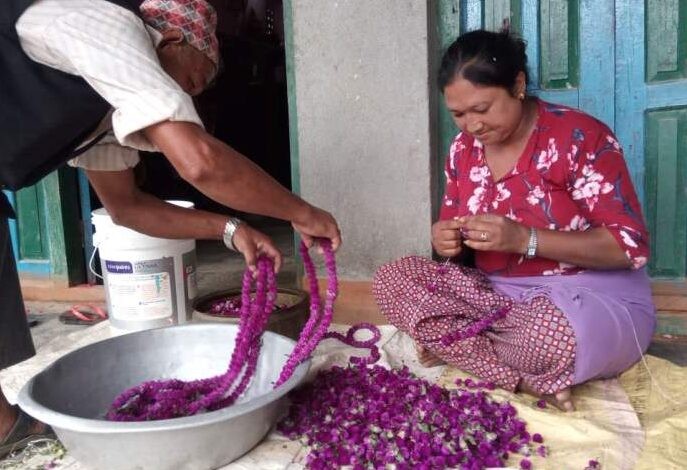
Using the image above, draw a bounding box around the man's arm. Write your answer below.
[87,168,228,240]
[87,168,284,270]
[143,121,341,249]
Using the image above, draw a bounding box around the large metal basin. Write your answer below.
[17,324,309,470]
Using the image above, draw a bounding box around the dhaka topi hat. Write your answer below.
[140,0,219,66]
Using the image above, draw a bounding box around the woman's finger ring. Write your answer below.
[479,231,488,241]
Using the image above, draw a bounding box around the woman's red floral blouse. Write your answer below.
[439,99,649,276]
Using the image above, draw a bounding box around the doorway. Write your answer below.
[80,0,296,288]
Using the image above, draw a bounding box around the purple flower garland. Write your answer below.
[439,305,511,346]
[107,239,337,421]
[323,323,382,366]
[273,239,338,387]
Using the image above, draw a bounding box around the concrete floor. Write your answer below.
[647,336,687,366]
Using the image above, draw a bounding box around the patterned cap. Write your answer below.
[140,0,220,67]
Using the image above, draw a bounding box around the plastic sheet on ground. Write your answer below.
[1,323,685,469]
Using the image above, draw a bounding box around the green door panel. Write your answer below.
[6,168,86,285]
[645,111,687,278]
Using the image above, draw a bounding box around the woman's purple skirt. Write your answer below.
[489,268,656,384]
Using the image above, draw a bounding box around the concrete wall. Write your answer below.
[290,0,436,280]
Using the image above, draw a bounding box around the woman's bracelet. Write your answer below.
[525,227,538,259]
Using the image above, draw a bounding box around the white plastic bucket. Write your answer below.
[91,201,198,332]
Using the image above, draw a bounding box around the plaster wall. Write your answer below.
[290,0,436,279]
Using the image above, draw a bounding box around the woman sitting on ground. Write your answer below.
[373,29,656,411]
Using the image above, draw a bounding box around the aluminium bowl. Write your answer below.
[18,323,309,470]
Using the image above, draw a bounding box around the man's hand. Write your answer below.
[231,224,283,273]
[431,219,463,258]
[291,205,342,251]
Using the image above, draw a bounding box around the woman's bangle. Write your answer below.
[525,227,538,259]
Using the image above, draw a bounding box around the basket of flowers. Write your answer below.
[192,287,309,341]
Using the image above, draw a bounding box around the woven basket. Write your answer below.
[192,288,309,341]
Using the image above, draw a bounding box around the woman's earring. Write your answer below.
[518,92,525,100]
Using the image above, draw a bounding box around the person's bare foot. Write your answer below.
[0,407,47,442]
[1,387,47,442]
[0,405,17,441]
[518,381,575,412]
[414,341,446,368]
[551,388,575,412]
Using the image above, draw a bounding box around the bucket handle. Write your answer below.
[88,235,110,280]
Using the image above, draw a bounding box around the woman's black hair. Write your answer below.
[438,29,529,94]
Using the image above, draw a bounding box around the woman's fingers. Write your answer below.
[433,219,463,256]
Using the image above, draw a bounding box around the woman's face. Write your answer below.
[443,74,525,145]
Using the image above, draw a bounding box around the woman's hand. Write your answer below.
[431,219,463,257]
[460,214,529,254]
[232,224,283,273]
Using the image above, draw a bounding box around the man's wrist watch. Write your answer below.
[222,217,243,251]
[525,227,538,259]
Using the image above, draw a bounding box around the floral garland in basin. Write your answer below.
[107,239,337,421]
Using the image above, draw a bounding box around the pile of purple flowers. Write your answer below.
[278,362,547,469]
[107,239,337,421]
[209,297,243,316]
[208,297,288,317]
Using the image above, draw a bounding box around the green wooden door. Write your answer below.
[4,168,86,285]
[435,0,687,281]
[630,0,687,279]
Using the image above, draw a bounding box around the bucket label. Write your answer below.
[105,260,133,274]
[103,257,176,322]
[182,250,198,323]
